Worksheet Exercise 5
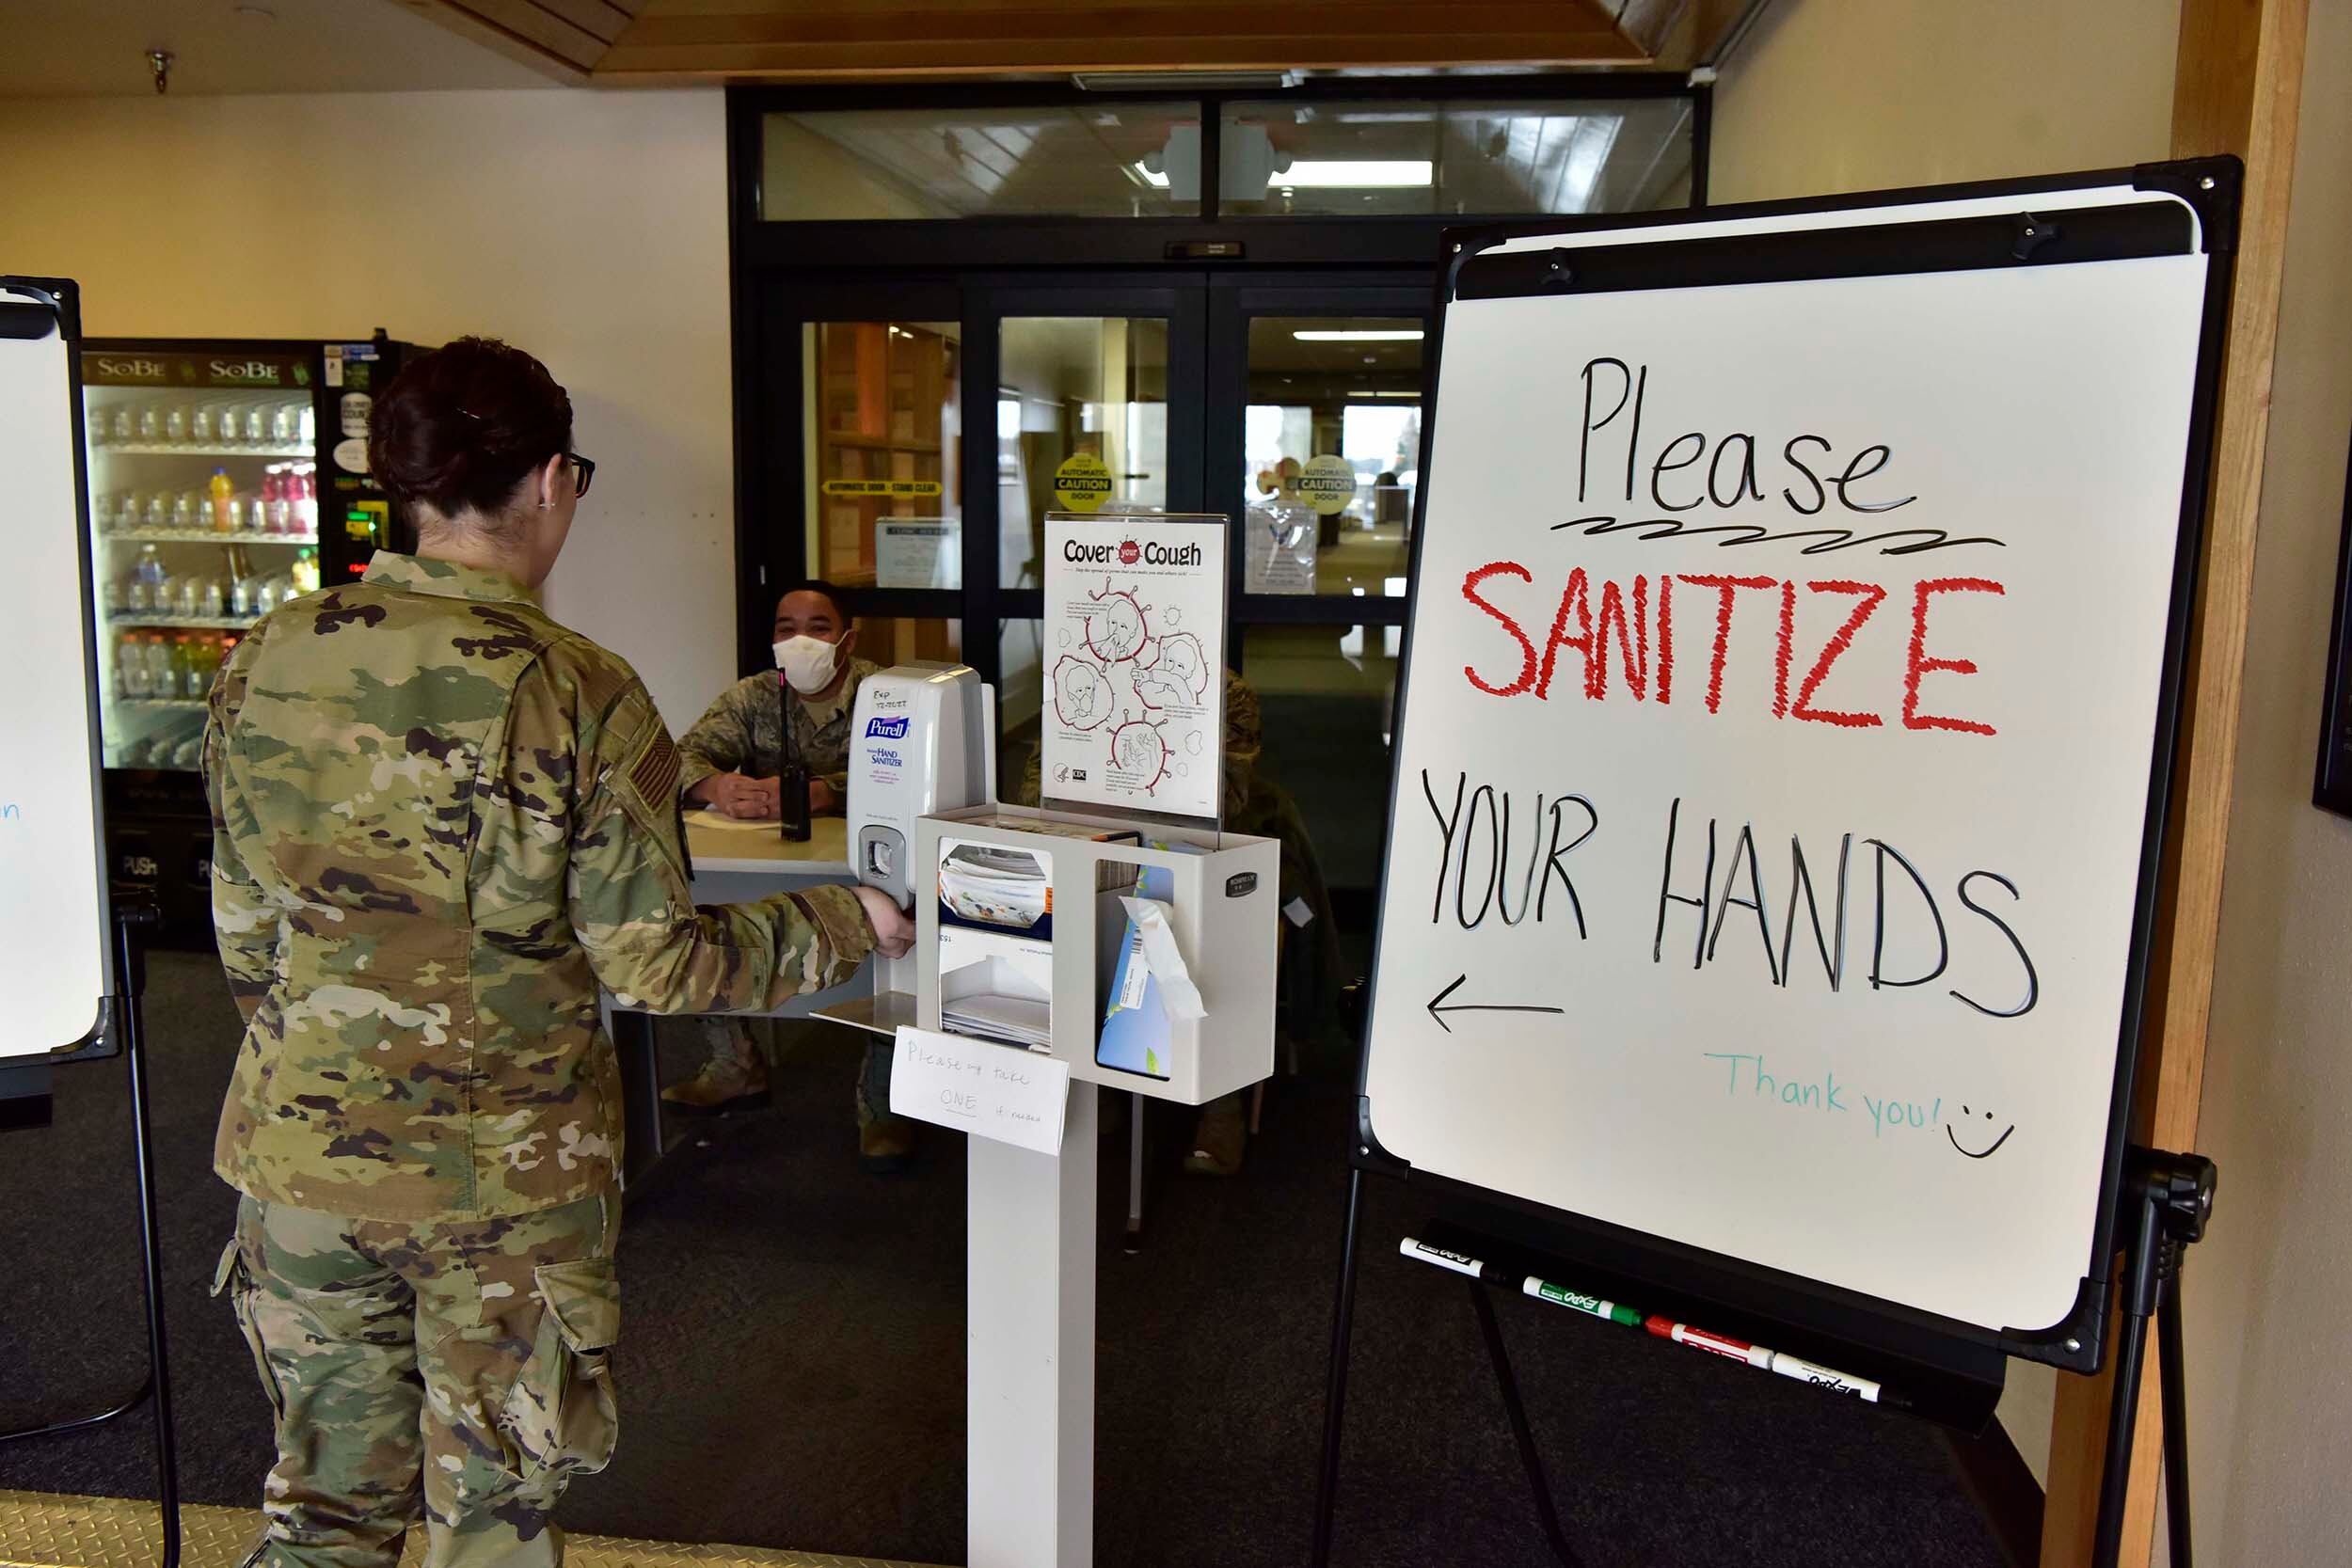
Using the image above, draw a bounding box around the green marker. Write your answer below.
[1522,1275,1645,1328]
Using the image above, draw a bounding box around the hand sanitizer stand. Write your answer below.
[832,672,1279,1568]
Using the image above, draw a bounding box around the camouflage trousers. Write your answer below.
[213,1192,621,1568]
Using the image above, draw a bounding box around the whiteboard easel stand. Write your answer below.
[0,909,183,1568]
[1306,160,2245,1568]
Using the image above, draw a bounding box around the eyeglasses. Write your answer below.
[566,452,596,499]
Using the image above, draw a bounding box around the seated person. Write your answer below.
[665,581,915,1171]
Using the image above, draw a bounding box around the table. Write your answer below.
[609,810,866,1187]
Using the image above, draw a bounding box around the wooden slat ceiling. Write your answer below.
[389,0,1747,85]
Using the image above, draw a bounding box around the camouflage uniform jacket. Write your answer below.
[202,551,877,1221]
[675,657,880,801]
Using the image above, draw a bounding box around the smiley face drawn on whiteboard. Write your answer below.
[1947,1105,2015,1160]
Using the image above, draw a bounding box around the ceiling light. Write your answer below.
[1130,159,1435,191]
[1279,160,1432,188]
[1293,329,1425,342]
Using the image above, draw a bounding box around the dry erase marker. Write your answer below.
[1398,1236,1486,1278]
[1521,1275,1645,1328]
[1644,1315,1884,1403]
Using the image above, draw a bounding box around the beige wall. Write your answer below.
[1712,0,2180,204]
[0,87,735,727]
[2174,0,2352,1560]
[1708,0,2185,1488]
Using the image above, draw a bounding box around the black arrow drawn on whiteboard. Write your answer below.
[1427,974,1566,1035]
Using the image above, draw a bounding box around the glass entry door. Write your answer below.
[1210,278,1431,909]
[755,271,1422,909]
[965,279,1207,798]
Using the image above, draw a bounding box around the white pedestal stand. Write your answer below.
[966,1081,1098,1568]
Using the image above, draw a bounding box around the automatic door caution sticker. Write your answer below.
[820,479,944,498]
[1295,453,1358,515]
[1055,451,1114,512]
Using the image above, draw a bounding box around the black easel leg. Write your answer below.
[1311,1166,1366,1568]
[2158,1274,2193,1568]
[0,914,184,1567]
[118,912,182,1568]
[2092,1148,2215,1568]
[2091,1183,2162,1568]
[1469,1280,1582,1568]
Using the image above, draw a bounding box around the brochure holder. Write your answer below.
[913,803,1277,1107]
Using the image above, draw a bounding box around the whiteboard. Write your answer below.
[0,280,112,1061]
[1362,182,2219,1343]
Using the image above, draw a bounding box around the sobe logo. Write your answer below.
[865,716,910,739]
[93,357,164,379]
[209,359,282,383]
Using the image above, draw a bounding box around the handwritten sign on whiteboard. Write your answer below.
[1361,187,2216,1341]
[891,1025,1070,1155]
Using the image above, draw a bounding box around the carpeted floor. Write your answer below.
[0,949,2010,1567]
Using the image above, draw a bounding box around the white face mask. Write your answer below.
[772,633,839,695]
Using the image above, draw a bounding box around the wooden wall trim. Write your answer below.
[2039,0,2312,1563]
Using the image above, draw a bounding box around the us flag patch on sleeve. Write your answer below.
[629,724,682,809]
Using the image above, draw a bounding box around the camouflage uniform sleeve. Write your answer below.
[557,669,877,1011]
[675,678,760,795]
[201,631,277,1022]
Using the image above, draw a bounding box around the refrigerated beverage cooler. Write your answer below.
[80,332,419,941]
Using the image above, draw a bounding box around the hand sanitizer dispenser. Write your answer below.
[848,662,994,905]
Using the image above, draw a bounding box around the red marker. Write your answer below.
[1645,1315,1760,1363]
[1644,1315,1887,1402]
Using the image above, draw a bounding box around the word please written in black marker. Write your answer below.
[1574,356,1919,520]
[1419,772,2039,1022]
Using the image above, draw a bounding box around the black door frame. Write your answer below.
[726,74,1711,679]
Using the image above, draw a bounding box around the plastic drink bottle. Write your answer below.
[191,404,215,444]
[132,543,166,607]
[117,633,146,697]
[291,546,321,596]
[137,404,162,442]
[209,467,234,532]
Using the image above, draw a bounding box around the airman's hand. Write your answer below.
[853,885,915,958]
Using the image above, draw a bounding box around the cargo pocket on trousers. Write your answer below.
[500,1256,621,1479]
[211,1237,285,1422]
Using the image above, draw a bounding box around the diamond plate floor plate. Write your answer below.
[0,1492,939,1568]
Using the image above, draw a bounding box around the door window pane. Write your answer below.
[850,614,961,673]
[805,321,961,590]
[764,104,1202,219]
[996,317,1168,590]
[1244,317,1421,597]
[1241,625,1399,896]
[1219,98,1694,216]
[997,617,1045,802]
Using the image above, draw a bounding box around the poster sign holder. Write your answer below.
[1039,510,1229,835]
